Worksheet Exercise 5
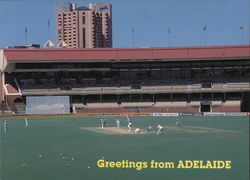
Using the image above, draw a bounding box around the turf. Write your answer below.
[0,115,249,180]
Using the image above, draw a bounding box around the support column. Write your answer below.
[0,72,4,103]
[82,95,85,104]
[117,95,120,104]
[159,69,162,81]
[188,94,190,103]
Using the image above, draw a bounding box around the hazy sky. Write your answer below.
[0,0,249,48]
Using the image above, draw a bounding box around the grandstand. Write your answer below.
[0,45,249,114]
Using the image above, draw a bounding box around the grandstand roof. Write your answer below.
[2,45,250,62]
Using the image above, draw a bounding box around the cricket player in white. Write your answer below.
[4,120,7,133]
[157,124,164,135]
[135,128,140,134]
[116,118,120,128]
[103,119,107,127]
[176,119,181,128]
[25,118,29,128]
[147,125,152,132]
[100,118,104,128]
[128,121,132,132]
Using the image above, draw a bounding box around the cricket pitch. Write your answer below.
[80,127,148,134]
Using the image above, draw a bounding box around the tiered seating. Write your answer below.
[82,78,96,85]
[87,103,104,108]
[212,106,241,112]
[168,106,198,113]
[121,102,153,107]
[102,102,119,108]
[226,82,249,88]
[119,86,131,90]
[101,87,118,91]
[86,102,119,108]
[75,106,200,113]
[82,86,132,93]
[73,103,87,108]
[20,79,36,86]
[172,101,187,107]
[75,107,137,113]
[154,101,188,107]
[172,85,187,90]
[190,84,202,89]
[224,100,241,106]
[212,83,223,89]
[188,101,200,106]
[140,106,199,113]
[153,85,172,90]
[155,101,172,107]
[211,101,222,106]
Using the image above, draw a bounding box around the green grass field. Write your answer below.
[0,115,249,180]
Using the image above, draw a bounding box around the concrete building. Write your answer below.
[56,2,112,48]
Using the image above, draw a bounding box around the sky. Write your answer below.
[0,0,249,48]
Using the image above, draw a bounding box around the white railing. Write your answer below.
[19,81,250,95]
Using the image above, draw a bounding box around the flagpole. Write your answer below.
[168,27,171,47]
[203,25,207,46]
[48,19,50,40]
[205,29,207,45]
[240,26,244,44]
[132,27,135,48]
[25,27,27,45]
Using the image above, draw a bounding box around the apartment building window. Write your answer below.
[83,28,86,48]
[82,16,85,24]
